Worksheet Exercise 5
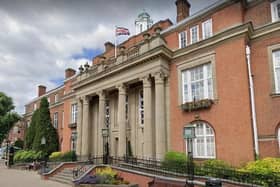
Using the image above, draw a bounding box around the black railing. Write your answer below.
[85,155,280,187]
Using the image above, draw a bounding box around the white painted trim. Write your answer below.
[273,50,280,93]
[190,25,199,44]
[271,0,280,22]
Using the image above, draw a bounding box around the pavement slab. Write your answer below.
[0,160,70,187]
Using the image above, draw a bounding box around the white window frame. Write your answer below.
[34,103,37,111]
[53,112,58,129]
[139,90,144,126]
[71,103,78,123]
[62,111,64,128]
[182,63,213,103]
[54,94,58,103]
[178,31,187,49]
[190,25,199,44]
[273,50,280,93]
[186,122,216,159]
[202,19,213,39]
[271,0,280,22]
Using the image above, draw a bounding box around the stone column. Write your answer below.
[81,96,90,159]
[76,98,83,157]
[142,76,153,158]
[97,91,106,156]
[117,84,126,157]
[154,72,166,159]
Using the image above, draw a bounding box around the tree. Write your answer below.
[0,92,20,144]
[24,109,39,149]
[33,97,59,155]
[14,139,24,149]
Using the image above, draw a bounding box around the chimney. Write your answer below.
[104,42,115,52]
[175,0,191,22]
[65,68,76,79]
[38,85,46,97]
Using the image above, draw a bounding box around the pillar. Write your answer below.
[81,96,90,159]
[97,91,106,156]
[142,76,153,158]
[76,98,83,157]
[117,84,126,157]
[154,72,166,159]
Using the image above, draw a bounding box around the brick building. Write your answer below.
[23,0,280,166]
[24,68,77,152]
[7,120,26,145]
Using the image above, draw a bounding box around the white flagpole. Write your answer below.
[115,26,117,58]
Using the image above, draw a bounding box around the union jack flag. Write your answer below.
[116,27,130,36]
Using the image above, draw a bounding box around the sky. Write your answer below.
[0,0,218,114]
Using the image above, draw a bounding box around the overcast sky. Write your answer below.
[0,0,218,114]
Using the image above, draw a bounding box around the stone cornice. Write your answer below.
[173,22,253,59]
[73,45,172,90]
[251,21,280,39]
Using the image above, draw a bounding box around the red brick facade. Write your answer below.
[24,0,280,165]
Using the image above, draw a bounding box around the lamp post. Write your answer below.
[183,125,196,187]
[5,139,10,168]
[101,128,109,164]
[41,136,47,173]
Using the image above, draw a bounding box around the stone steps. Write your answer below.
[49,168,74,185]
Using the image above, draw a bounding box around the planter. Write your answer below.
[78,184,138,187]
[181,99,214,112]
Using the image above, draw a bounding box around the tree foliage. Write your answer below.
[24,109,39,149]
[32,97,59,155]
[0,92,20,144]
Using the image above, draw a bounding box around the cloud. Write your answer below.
[0,0,218,114]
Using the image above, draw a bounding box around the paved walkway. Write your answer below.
[0,160,70,187]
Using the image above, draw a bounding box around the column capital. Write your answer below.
[82,95,90,105]
[97,90,106,101]
[116,84,127,95]
[153,72,165,84]
[140,75,152,88]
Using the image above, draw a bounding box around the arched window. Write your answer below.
[186,121,216,158]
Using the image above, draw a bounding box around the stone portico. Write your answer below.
[73,34,171,160]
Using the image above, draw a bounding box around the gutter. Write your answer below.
[245,45,259,156]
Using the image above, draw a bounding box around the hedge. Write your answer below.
[49,151,77,162]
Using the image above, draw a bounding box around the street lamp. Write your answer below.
[41,136,47,173]
[5,139,10,168]
[183,125,196,187]
[101,128,109,164]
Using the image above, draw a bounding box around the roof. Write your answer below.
[137,9,151,19]
[161,0,232,34]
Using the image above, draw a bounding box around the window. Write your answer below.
[71,131,77,151]
[186,122,215,158]
[105,100,110,128]
[182,63,213,102]
[179,31,187,48]
[125,95,129,121]
[47,97,50,103]
[71,104,78,123]
[54,94,58,103]
[271,0,280,22]
[34,103,37,111]
[62,111,64,128]
[53,112,58,129]
[190,25,199,44]
[202,19,213,39]
[273,50,280,93]
[139,90,144,126]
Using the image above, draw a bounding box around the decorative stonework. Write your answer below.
[181,99,214,112]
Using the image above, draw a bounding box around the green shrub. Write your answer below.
[161,151,188,173]
[196,159,233,179]
[49,151,77,162]
[239,157,280,175]
[13,150,44,163]
[61,151,77,161]
[14,139,24,149]
[49,151,62,161]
